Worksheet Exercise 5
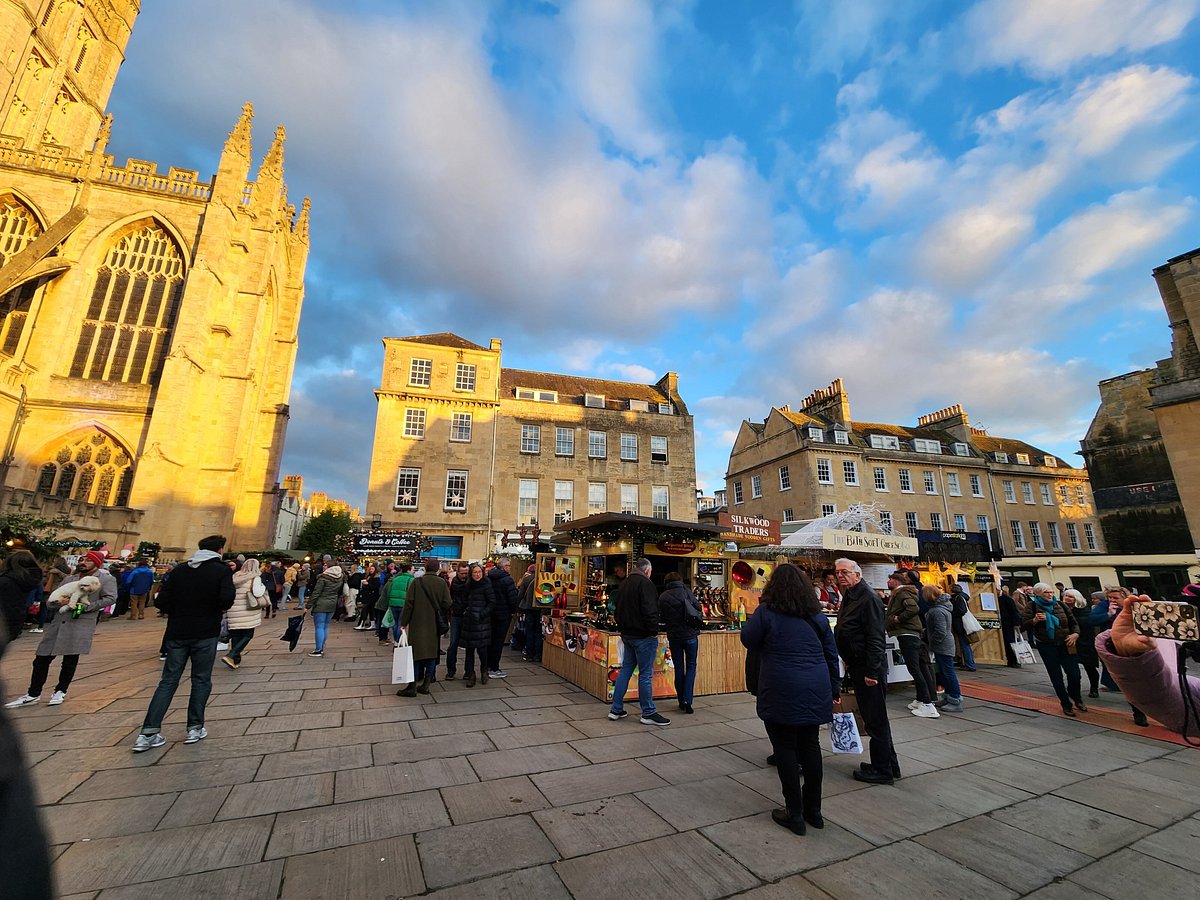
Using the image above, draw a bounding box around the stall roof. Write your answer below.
[552,512,725,543]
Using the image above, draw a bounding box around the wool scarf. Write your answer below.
[1031,595,1060,640]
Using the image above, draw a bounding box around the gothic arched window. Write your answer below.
[35,463,55,495]
[69,222,185,385]
[34,431,133,508]
[54,462,76,499]
[0,198,45,355]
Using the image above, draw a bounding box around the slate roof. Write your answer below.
[392,333,489,351]
[500,368,670,407]
[969,433,1074,469]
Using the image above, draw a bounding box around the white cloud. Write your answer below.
[602,362,658,383]
[961,0,1200,77]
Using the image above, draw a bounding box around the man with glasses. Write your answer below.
[833,558,899,784]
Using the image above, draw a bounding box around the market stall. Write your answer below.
[911,530,1006,665]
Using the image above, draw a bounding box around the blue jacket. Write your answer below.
[127,565,154,595]
[741,606,839,726]
[1090,599,1115,628]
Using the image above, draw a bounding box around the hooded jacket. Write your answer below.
[308,566,346,614]
[486,566,519,624]
[157,551,235,641]
[453,575,494,648]
[658,580,700,641]
[924,594,956,656]
[885,584,922,638]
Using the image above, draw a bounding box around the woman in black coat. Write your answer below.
[0,551,43,643]
[452,563,493,687]
[356,565,380,631]
[659,573,700,713]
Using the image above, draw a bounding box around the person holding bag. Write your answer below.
[396,567,452,696]
[741,564,839,837]
[1022,582,1085,716]
[222,558,264,669]
[659,572,702,714]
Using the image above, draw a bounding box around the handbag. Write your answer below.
[962,609,984,644]
[1010,629,1036,666]
[433,595,449,636]
[246,576,267,609]
[382,608,395,629]
[829,711,864,754]
[683,591,704,629]
[391,632,415,684]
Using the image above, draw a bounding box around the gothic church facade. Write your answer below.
[0,1,309,554]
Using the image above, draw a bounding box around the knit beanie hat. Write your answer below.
[84,550,107,569]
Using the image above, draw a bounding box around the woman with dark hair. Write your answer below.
[0,551,43,642]
[740,564,839,836]
[659,572,700,713]
[453,563,494,687]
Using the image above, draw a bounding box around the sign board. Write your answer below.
[820,528,918,557]
[655,540,697,555]
[717,513,780,546]
[696,558,725,576]
[351,531,425,556]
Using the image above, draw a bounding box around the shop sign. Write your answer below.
[655,540,697,555]
[717,513,780,545]
[821,528,918,556]
[697,558,725,575]
[351,531,426,555]
[1121,570,1151,578]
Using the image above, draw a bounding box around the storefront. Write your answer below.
[912,530,1005,665]
[999,554,1200,601]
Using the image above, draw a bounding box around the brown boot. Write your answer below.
[396,683,418,697]
[416,677,430,695]
[481,670,490,685]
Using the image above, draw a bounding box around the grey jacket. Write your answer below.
[35,569,117,657]
[924,596,955,656]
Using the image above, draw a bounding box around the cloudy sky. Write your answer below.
[106,0,1200,509]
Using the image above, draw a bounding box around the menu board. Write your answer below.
[534,554,582,609]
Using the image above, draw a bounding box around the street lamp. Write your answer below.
[371,513,383,531]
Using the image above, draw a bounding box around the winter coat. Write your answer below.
[616,571,660,639]
[284,565,298,585]
[925,596,956,656]
[486,567,519,624]
[296,565,311,586]
[0,564,42,642]
[359,574,381,609]
[157,555,235,641]
[998,591,1020,628]
[401,573,451,661]
[226,572,264,631]
[834,581,887,679]
[950,590,969,638]
[885,584,923,638]
[308,568,346,614]
[36,569,118,656]
[126,565,154,596]
[1021,597,1078,646]
[384,572,414,608]
[449,575,469,617]
[453,576,494,648]
[516,573,536,611]
[741,605,839,726]
[658,581,700,641]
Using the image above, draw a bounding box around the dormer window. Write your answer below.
[1015,453,1031,465]
[913,439,942,454]
[628,399,649,412]
[869,435,900,451]
[658,402,673,415]
[833,429,850,445]
[1043,456,1058,467]
[515,387,557,402]
[953,442,970,456]
[807,426,825,442]
[994,451,1009,463]
[584,393,605,409]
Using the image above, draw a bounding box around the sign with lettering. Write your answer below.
[655,540,697,555]
[351,531,427,556]
[820,528,919,557]
[717,513,780,546]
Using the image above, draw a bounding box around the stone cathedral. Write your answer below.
[0,1,310,555]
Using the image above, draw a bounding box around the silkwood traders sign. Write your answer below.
[821,528,919,557]
[717,513,780,546]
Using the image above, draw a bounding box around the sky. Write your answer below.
[104,0,1200,510]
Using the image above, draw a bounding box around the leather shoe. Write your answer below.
[1133,710,1149,727]
[804,810,824,829]
[859,762,900,779]
[1062,707,1077,717]
[1074,702,1088,713]
[852,767,893,785]
[771,808,806,835]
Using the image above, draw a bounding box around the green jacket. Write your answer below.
[384,572,414,608]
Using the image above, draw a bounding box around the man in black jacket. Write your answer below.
[833,557,898,784]
[608,558,670,727]
[485,558,519,678]
[133,535,235,752]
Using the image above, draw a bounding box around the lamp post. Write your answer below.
[371,512,382,531]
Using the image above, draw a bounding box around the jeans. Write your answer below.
[1036,641,1083,710]
[29,654,79,696]
[956,634,976,669]
[446,616,462,675]
[897,634,935,703]
[524,611,543,662]
[390,608,404,643]
[851,671,898,776]
[297,585,307,609]
[227,628,254,664]
[142,637,218,733]
[764,721,823,815]
[610,635,659,717]
[668,636,698,705]
[312,611,332,652]
[934,653,961,701]
[414,658,438,681]
[280,583,293,606]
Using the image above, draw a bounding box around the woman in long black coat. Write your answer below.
[452,563,493,687]
[0,551,42,643]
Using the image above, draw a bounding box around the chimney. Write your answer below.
[917,404,971,441]
[801,378,851,425]
[489,338,502,353]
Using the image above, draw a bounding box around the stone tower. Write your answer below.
[0,1,311,555]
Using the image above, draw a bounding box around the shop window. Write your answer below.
[450,413,472,443]
[521,424,541,454]
[409,358,432,386]
[396,468,420,509]
[454,363,476,392]
[444,471,468,510]
[651,435,667,463]
[555,427,574,456]
[403,408,425,438]
[588,430,606,458]
[518,479,538,525]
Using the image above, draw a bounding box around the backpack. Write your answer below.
[682,591,705,630]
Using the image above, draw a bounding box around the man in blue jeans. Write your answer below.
[133,535,234,752]
[608,558,670,726]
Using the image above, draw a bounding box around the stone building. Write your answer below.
[366,333,696,560]
[0,1,309,555]
[727,380,1103,557]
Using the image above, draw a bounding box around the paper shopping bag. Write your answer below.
[830,711,864,754]
[391,634,415,684]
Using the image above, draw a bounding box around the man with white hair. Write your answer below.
[833,557,899,784]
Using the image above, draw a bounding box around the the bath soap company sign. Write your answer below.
[821,528,919,556]
[717,513,780,546]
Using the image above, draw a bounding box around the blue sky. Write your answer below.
[106,0,1200,509]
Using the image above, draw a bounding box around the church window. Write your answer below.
[0,199,45,355]
[34,431,133,507]
[54,463,76,499]
[70,223,185,385]
[35,464,56,495]
[75,465,95,502]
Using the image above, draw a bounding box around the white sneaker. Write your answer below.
[184,727,208,744]
[31,627,43,633]
[912,702,941,719]
[4,694,38,708]
[47,691,66,706]
[907,700,921,710]
[489,670,508,679]
[132,733,166,753]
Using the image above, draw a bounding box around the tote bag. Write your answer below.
[829,711,864,754]
[962,609,984,644]
[1010,629,1037,666]
[391,632,415,684]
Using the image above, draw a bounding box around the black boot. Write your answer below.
[416,677,430,695]
[1132,709,1149,727]
[396,683,418,697]
[771,808,805,835]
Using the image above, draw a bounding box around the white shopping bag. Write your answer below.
[1010,629,1037,666]
[829,711,864,755]
[391,632,415,684]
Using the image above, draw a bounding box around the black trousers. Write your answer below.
[1001,623,1019,666]
[851,672,899,776]
[486,622,508,671]
[29,654,79,696]
[764,720,823,815]
[896,635,936,703]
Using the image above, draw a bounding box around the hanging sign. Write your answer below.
[655,540,697,555]
[717,513,780,546]
[821,528,918,556]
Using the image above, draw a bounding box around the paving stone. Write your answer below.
[210,688,304,705]
[422,863,571,900]
[567,731,676,763]
[1121,756,1200,789]
[641,746,758,785]
[342,703,429,726]
[266,790,449,858]
[411,712,513,738]
[301,683,384,700]
[267,697,358,715]
[244,711,342,734]
[807,839,1018,900]
[1053,767,1200,827]
[500,693,580,710]
[55,817,274,894]
[217,773,333,819]
[31,769,92,805]
[636,774,777,829]
[21,726,135,752]
[987,720,1082,745]
[421,698,514,718]
[47,711,146,731]
[916,815,1091,894]
[534,794,674,858]
[416,813,559,889]
[440,774,550,825]
[488,722,587,750]
[296,721,414,749]
[962,755,1090,795]
[730,875,837,899]
[657,721,758,751]
[951,706,1034,726]
[895,734,997,769]
[280,835,424,899]
[1068,848,1197,898]
[162,702,273,723]
[721,736,776,768]
[32,746,153,775]
[41,793,176,843]
[562,716,646,737]
[533,759,669,806]
[336,756,477,802]
[990,795,1153,857]
[943,728,1040,755]
[158,730,298,765]
[469,742,590,781]
[64,757,262,802]
[893,769,1033,817]
[500,706,571,726]
[372,732,495,765]
[156,787,232,829]
[554,830,759,900]
[724,716,769,738]
[820,782,965,845]
[256,744,372,781]
[709,700,759,721]
[1022,882,1114,900]
[1130,816,1200,874]
[92,860,285,900]
[701,812,873,880]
